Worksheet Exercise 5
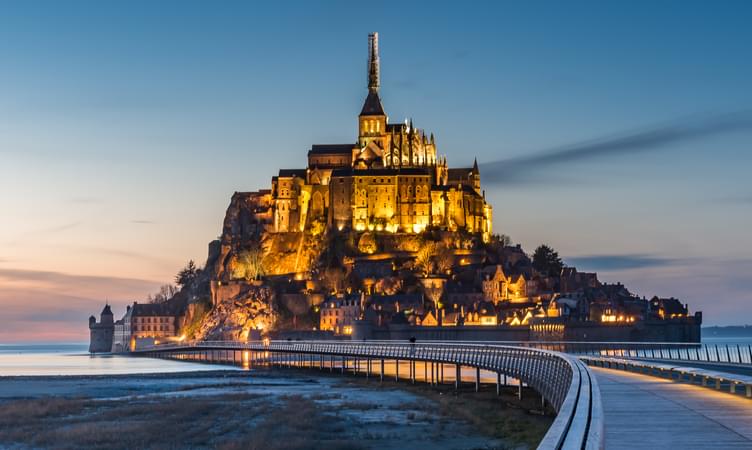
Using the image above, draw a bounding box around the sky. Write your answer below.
[1,1,751,342]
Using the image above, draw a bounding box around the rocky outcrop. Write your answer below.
[195,284,274,341]
[213,192,273,281]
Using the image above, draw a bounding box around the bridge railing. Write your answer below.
[504,341,752,365]
[136,340,603,450]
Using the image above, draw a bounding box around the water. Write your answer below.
[0,344,239,376]
[702,336,752,345]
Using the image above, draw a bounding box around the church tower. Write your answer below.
[358,33,387,151]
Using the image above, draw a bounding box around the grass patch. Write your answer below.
[217,395,365,450]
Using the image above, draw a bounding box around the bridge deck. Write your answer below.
[592,367,752,449]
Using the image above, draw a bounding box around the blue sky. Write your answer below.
[0,1,750,340]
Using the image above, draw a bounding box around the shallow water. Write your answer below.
[0,344,239,376]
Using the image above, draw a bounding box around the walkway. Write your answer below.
[592,367,752,449]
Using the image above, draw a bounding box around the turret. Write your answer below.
[89,303,115,353]
[471,158,481,193]
[101,304,114,325]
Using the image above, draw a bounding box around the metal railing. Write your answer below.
[136,340,604,450]
[507,341,752,365]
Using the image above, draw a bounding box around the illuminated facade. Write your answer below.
[481,265,533,304]
[265,33,492,239]
[319,296,361,335]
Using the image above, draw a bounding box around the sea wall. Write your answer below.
[355,316,701,343]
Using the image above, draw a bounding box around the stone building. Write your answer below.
[481,265,534,304]
[246,33,492,240]
[93,301,182,353]
[319,294,362,335]
[126,302,180,341]
[88,304,114,353]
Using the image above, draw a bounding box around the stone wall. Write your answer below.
[89,324,114,353]
[356,318,701,343]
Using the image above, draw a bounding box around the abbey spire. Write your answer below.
[360,32,386,117]
[368,32,380,93]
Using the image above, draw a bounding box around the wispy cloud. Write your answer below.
[480,111,752,186]
[131,219,156,224]
[566,254,691,271]
[0,267,161,294]
[0,269,162,342]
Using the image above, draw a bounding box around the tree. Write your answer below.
[148,284,177,304]
[237,246,266,281]
[532,244,564,276]
[434,244,455,274]
[175,260,199,287]
[414,241,437,276]
[322,266,347,295]
[496,234,512,247]
[357,232,378,254]
[282,294,310,329]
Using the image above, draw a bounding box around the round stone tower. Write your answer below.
[89,304,115,353]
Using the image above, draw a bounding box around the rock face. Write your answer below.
[188,192,278,340]
[213,192,272,282]
[195,284,274,341]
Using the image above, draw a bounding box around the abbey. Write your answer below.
[265,33,492,239]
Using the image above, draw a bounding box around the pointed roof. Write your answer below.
[360,90,385,116]
[472,158,479,174]
[101,304,113,316]
[360,33,386,116]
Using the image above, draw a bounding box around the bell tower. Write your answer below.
[358,32,387,151]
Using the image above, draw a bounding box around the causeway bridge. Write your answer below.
[135,340,752,449]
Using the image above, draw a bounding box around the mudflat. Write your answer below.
[0,369,551,449]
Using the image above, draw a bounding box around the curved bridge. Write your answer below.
[136,341,603,450]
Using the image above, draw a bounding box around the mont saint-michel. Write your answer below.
[5,3,752,449]
[89,33,700,353]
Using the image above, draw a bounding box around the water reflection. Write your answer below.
[0,344,239,376]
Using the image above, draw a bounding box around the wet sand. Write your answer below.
[0,369,551,449]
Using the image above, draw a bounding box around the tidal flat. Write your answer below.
[0,369,551,450]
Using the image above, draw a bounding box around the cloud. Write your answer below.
[0,267,161,300]
[0,269,162,342]
[592,258,752,326]
[480,110,752,186]
[131,219,156,224]
[566,254,690,271]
